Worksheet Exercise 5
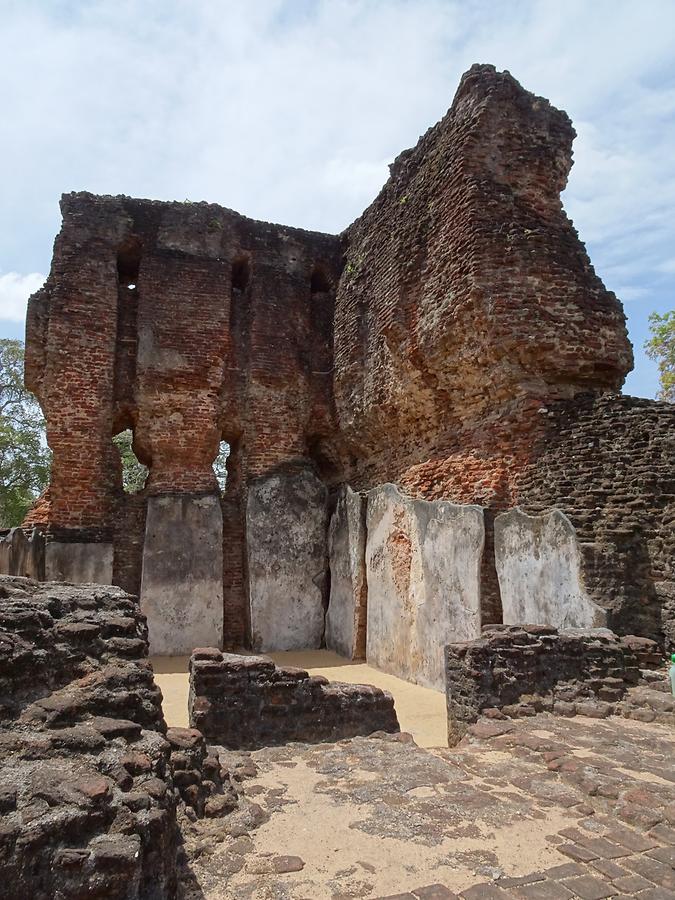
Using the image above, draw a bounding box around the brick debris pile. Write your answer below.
[0,576,236,899]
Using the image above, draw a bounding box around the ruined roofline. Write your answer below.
[56,64,575,249]
[342,63,577,239]
[452,63,573,128]
[58,189,343,245]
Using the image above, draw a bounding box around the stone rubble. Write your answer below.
[0,576,242,899]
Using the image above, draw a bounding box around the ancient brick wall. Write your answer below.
[444,624,641,744]
[19,63,672,655]
[332,64,632,501]
[515,394,675,645]
[26,193,343,645]
[112,491,147,596]
[189,648,399,748]
[327,65,637,630]
[25,200,124,537]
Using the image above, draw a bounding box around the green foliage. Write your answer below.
[344,256,364,279]
[113,430,148,493]
[0,339,51,527]
[645,310,675,403]
[112,432,229,494]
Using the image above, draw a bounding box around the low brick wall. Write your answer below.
[189,649,399,749]
[445,624,643,744]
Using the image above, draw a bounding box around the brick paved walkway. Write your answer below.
[384,710,675,900]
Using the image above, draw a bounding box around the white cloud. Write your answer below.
[657,258,675,275]
[0,272,45,323]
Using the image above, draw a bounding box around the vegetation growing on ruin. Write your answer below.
[646,310,675,403]
[0,339,51,527]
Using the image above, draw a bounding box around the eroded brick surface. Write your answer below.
[189,650,399,748]
[0,575,241,898]
[444,624,648,742]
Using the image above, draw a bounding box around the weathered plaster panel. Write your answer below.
[247,468,328,651]
[326,485,367,659]
[5,528,45,580]
[365,484,483,691]
[0,535,9,574]
[140,493,223,654]
[495,508,606,629]
[45,542,113,584]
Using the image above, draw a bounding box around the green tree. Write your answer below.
[112,432,229,493]
[645,310,675,403]
[0,339,51,527]
[113,429,149,493]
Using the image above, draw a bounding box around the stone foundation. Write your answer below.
[365,484,484,690]
[495,508,605,629]
[188,649,399,749]
[140,493,224,654]
[45,539,114,584]
[444,624,643,745]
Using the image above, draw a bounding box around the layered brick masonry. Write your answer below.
[443,624,656,744]
[188,649,400,749]
[0,576,237,898]
[13,63,675,654]
[516,393,675,645]
[2,583,672,899]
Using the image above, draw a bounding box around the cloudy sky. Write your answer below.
[2,0,674,397]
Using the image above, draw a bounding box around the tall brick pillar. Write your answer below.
[25,196,133,583]
[135,250,228,653]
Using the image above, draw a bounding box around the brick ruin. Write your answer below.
[444,624,642,744]
[6,64,674,672]
[188,648,399,749]
[0,576,238,898]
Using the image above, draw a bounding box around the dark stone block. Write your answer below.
[0,575,236,899]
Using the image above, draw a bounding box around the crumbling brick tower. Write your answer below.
[20,65,675,655]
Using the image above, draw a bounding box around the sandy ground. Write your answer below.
[217,742,575,899]
[160,657,675,900]
[151,649,449,747]
[152,654,191,728]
